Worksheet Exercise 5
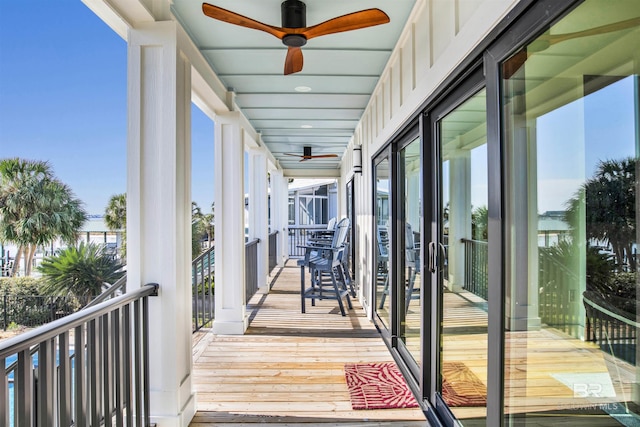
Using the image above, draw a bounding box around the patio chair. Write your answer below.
[308,217,337,244]
[299,217,352,316]
[377,226,390,309]
[377,223,420,312]
[405,223,420,311]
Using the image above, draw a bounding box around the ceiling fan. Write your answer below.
[202,1,390,75]
[284,146,339,162]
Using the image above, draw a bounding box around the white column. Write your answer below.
[248,149,269,291]
[270,170,289,266]
[126,21,195,427]
[447,151,470,292]
[212,112,248,334]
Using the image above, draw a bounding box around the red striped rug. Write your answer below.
[441,361,486,407]
[344,362,419,410]
[344,361,486,410]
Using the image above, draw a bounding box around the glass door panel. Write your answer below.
[438,88,488,424]
[400,137,422,367]
[375,158,391,331]
[501,0,640,424]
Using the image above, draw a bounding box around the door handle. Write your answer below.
[428,241,436,273]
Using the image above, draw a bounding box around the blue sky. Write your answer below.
[0,1,215,216]
[537,76,636,213]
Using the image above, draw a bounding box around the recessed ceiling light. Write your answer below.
[295,86,312,92]
[301,124,313,129]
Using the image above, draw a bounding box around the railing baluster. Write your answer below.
[88,318,99,426]
[102,313,113,424]
[113,308,123,427]
[58,331,72,426]
[0,356,6,426]
[16,349,32,427]
[37,338,55,427]
[123,304,133,427]
[134,299,142,427]
[142,295,151,427]
[74,324,86,426]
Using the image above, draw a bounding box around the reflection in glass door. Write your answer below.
[375,158,391,331]
[346,178,354,277]
[399,137,422,368]
[437,88,488,424]
[500,1,640,424]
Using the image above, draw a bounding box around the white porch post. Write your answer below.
[126,21,195,427]
[248,149,269,291]
[270,170,289,266]
[447,151,471,293]
[212,112,248,334]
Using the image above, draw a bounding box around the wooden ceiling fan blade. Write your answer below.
[284,47,304,75]
[541,17,640,48]
[202,3,287,39]
[302,9,390,40]
[283,153,303,157]
[299,154,339,162]
[502,47,529,79]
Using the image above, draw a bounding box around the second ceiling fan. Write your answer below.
[284,146,338,162]
[202,1,390,75]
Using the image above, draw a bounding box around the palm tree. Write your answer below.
[38,242,125,297]
[199,203,215,249]
[0,158,87,276]
[565,157,636,270]
[191,202,206,258]
[104,193,127,258]
[471,205,488,241]
[192,202,215,251]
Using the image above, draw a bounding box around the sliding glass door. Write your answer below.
[413,67,490,425]
[373,128,422,359]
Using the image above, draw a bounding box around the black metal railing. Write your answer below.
[84,275,127,309]
[0,283,158,427]
[538,248,583,335]
[462,238,488,300]
[288,225,326,257]
[192,246,215,332]
[268,231,278,272]
[245,239,260,303]
[584,294,637,365]
[1,295,93,330]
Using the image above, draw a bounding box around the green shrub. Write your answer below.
[0,277,47,295]
[0,277,88,329]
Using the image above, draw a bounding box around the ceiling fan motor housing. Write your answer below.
[282,0,307,47]
[303,146,312,157]
[282,0,306,28]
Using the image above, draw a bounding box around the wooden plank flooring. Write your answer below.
[190,261,428,426]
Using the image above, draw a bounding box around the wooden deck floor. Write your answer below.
[190,261,428,426]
